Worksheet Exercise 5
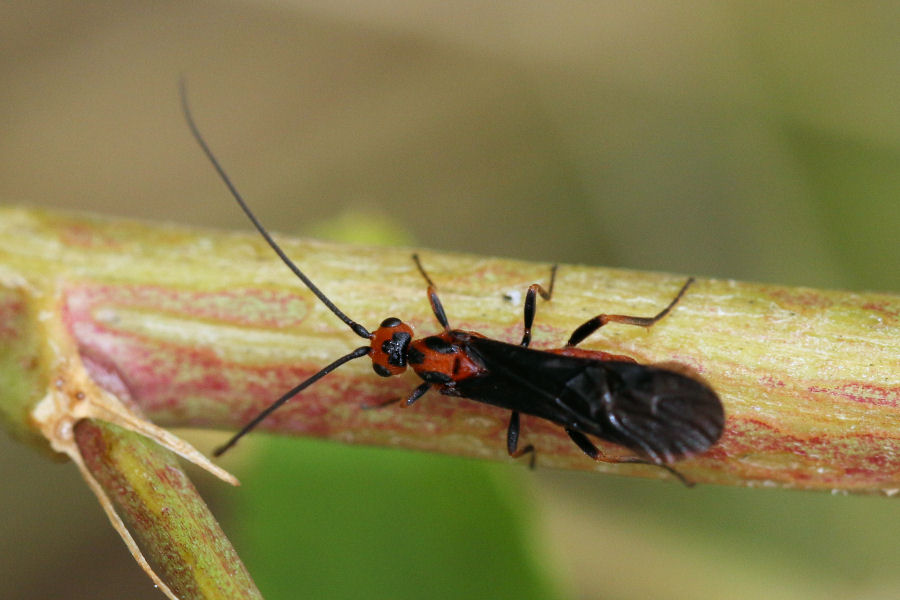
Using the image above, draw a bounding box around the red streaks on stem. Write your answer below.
[67,283,308,329]
[807,382,899,408]
[63,282,313,422]
[64,276,573,459]
[0,294,25,339]
[155,464,191,492]
[768,288,834,311]
[60,224,124,250]
[758,375,786,388]
[720,417,900,488]
[861,301,899,323]
[58,280,899,488]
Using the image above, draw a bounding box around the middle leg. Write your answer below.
[507,411,536,468]
[520,264,558,347]
[566,428,693,487]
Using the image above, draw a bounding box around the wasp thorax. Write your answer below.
[370,317,414,377]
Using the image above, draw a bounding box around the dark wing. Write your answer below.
[458,337,724,463]
[572,361,724,463]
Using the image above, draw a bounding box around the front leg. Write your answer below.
[361,381,431,409]
[405,381,432,406]
[412,254,451,330]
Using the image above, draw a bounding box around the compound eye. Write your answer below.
[372,355,405,377]
[373,363,393,377]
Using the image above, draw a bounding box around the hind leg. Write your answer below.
[566,278,694,347]
[565,428,693,487]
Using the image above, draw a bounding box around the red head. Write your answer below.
[369,317,414,377]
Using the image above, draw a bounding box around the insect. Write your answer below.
[181,84,724,485]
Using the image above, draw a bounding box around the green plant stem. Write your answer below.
[75,419,261,599]
[1,206,898,497]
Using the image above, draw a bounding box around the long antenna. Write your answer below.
[213,346,371,456]
[180,80,371,340]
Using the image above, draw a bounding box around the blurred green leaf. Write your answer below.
[232,437,564,600]
[784,124,900,291]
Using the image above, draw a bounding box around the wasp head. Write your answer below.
[369,317,414,377]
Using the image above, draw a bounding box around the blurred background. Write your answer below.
[1,1,898,598]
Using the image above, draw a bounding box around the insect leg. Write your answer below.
[565,428,601,459]
[507,411,536,468]
[405,381,432,406]
[360,396,403,410]
[566,278,695,347]
[364,381,430,409]
[566,428,695,487]
[520,264,558,347]
[412,254,450,330]
[616,457,695,488]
